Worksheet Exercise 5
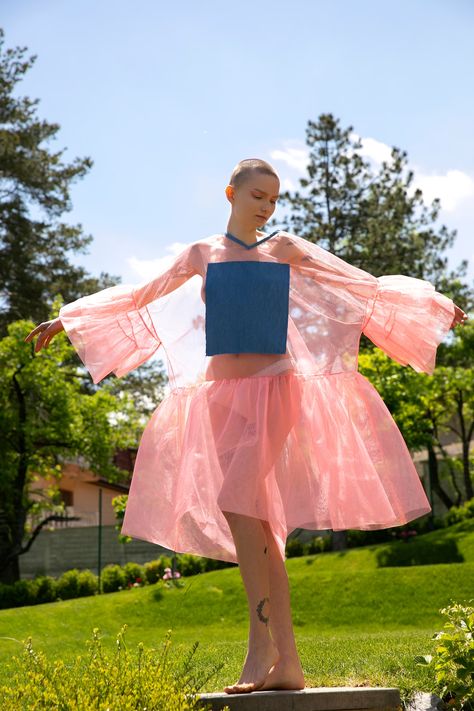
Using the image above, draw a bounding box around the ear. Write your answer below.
[225,184,234,203]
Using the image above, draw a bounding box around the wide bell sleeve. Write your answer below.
[362,274,455,374]
[58,242,198,384]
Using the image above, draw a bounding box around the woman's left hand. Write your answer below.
[451,303,469,329]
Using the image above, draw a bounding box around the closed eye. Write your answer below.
[254,196,277,204]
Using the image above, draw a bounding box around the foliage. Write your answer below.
[144,557,173,585]
[445,499,474,526]
[111,494,133,543]
[0,624,225,710]
[268,113,471,305]
[56,569,98,600]
[415,601,474,711]
[358,326,474,507]
[0,311,144,584]
[286,538,306,558]
[122,562,146,587]
[100,564,126,593]
[0,550,234,608]
[286,534,334,557]
[0,27,122,338]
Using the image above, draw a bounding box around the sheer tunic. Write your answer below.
[59,230,455,563]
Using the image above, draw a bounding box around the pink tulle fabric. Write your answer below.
[58,231,456,564]
[362,274,455,374]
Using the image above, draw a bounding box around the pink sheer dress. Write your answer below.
[58,230,455,564]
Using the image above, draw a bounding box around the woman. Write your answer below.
[25,158,468,695]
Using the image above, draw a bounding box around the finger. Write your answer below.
[25,324,49,342]
[24,330,38,342]
[36,334,46,352]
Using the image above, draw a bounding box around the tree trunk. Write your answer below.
[0,512,22,584]
[427,442,454,511]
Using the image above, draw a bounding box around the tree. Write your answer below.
[358,321,474,512]
[0,298,144,584]
[269,113,472,311]
[0,27,121,337]
[268,112,474,547]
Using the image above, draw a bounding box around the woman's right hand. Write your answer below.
[24,317,65,353]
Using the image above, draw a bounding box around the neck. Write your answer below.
[225,219,264,245]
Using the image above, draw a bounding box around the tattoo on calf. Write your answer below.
[257,596,270,625]
[264,546,267,554]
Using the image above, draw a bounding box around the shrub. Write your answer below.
[201,556,234,572]
[122,561,146,587]
[445,499,474,526]
[285,538,305,558]
[0,579,36,610]
[143,558,163,585]
[0,624,227,711]
[56,568,98,600]
[307,535,330,554]
[415,600,474,711]
[144,555,173,582]
[176,553,205,577]
[101,564,126,593]
[33,575,58,604]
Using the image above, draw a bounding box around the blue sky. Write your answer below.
[3,0,474,288]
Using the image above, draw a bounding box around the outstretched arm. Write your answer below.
[24,241,199,382]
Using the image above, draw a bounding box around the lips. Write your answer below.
[256,215,267,219]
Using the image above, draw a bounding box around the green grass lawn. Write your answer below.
[0,520,473,698]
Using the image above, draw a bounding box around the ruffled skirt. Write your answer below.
[121,365,431,564]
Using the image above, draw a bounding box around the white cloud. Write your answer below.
[410,169,474,213]
[348,132,393,164]
[270,134,474,213]
[127,242,190,281]
[269,146,310,174]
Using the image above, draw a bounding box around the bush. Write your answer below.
[176,553,205,577]
[101,564,126,593]
[285,538,305,558]
[415,600,474,711]
[122,561,145,587]
[201,556,234,573]
[56,568,98,600]
[143,558,163,585]
[307,535,331,554]
[0,579,36,610]
[0,624,226,711]
[445,499,474,526]
[346,528,393,547]
[33,575,58,604]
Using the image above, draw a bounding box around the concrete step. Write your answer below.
[197,686,401,711]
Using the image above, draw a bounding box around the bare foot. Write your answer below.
[257,657,305,691]
[223,640,280,694]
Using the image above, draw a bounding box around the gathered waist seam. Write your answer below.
[169,369,358,395]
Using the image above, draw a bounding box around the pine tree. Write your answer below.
[0,27,121,337]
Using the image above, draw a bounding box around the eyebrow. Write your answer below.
[252,187,280,198]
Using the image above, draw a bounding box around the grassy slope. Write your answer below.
[0,520,473,694]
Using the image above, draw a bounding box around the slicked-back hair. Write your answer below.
[229,158,279,190]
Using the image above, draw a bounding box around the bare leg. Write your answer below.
[257,519,305,691]
[221,511,279,693]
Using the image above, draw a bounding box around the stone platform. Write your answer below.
[197,685,402,711]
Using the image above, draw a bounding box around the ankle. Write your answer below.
[273,649,301,665]
[248,634,276,650]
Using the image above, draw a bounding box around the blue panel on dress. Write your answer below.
[205,260,290,356]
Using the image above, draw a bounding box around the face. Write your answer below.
[226,172,280,228]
